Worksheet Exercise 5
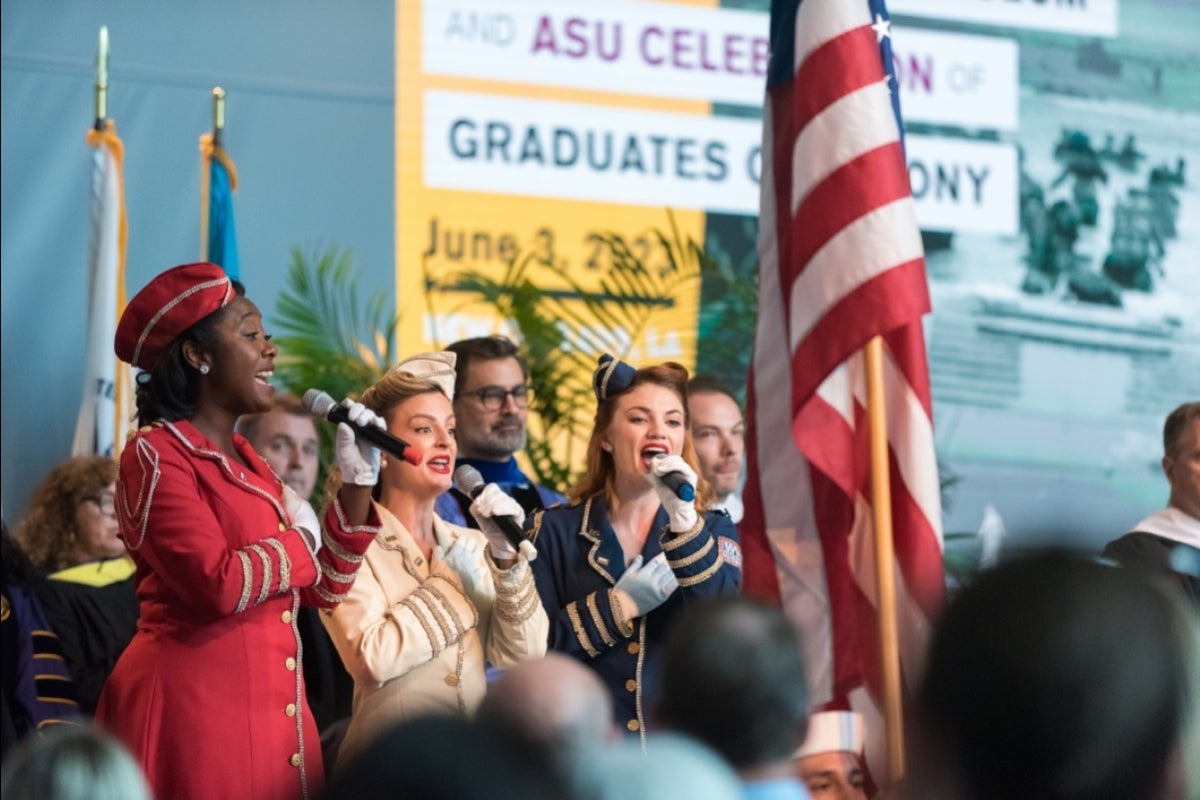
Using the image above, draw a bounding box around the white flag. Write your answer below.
[73,122,131,457]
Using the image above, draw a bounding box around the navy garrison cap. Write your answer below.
[592,354,637,402]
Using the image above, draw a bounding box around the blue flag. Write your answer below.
[206,150,240,280]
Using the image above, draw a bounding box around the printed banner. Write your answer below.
[423,89,1018,233]
[889,0,1118,37]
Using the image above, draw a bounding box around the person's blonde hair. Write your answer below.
[17,455,118,570]
[569,361,713,512]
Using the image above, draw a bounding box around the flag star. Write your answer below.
[871,14,891,44]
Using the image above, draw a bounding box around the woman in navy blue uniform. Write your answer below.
[528,355,742,740]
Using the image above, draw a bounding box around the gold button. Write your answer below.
[627,642,640,655]
[290,753,301,767]
[445,674,459,687]
[285,657,297,671]
[625,679,637,692]
[278,522,287,532]
[281,610,293,624]
[285,703,297,717]
[626,719,640,732]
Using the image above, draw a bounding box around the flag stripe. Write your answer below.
[791,258,928,409]
[796,32,892,160]
[793,0,871,75]
[791,88,905,217]
[788,198,924,352]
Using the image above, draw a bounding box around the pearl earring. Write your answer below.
[380,457,389,470]
[602,442,612,452]
[199,364,210,375]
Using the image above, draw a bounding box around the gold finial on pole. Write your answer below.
[94,26,109,130]
[212,86,226,147]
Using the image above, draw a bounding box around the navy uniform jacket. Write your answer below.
[528,496,742,739]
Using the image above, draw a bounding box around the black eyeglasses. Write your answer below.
[82,494,117,516]
[459,385,533,411]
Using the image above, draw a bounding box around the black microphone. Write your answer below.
[301,389,423,466]
[453,465,537,561]
[652,453,696,501]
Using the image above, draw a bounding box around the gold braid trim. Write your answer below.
[426,577,476,635]
[247,544,272,605]
[676,554,726,587]
[265,538,291,592]
[659,515,704,552]
[493,577,541,624]
[320,564,357,585]
[400,593,443,656]
[234,551,253,613]
[413,586,454,653]
[567,602,600,658]
[609,589,634,638]
[311,584,343,605]
[665,535,714,571]
[586,592,616,647]
[634,618,648,749]
[527,509,545,544]
[321,527,364,565]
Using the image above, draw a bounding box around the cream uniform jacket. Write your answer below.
[321,502,546,764]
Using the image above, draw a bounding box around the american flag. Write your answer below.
[741,0,945,783]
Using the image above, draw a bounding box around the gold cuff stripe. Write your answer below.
[247,544,272,605]
[494,578,540,624]
[311,584,342,604]
[412,587,453,653]
[401,593,442,656]
[567,602,600,658]
[676,554,726,587]
[666,535,714,570]
[609,589,634,638]
[265,538,291,592]
[234,551,253,613]
[586,592,616,647]
[659,516,704,552]
[331,495,383,536]
[321,529,364,564]
[427,577,476,634]
[321,565,357,585]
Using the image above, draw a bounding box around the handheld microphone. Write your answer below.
[453,465,537,562]
[652,453,696,501]
[301,389,423,466]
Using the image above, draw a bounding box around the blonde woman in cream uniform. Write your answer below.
[320,352,547,767]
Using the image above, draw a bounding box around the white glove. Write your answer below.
[613,553,678,617]
[650,454,699,532]
[468,483,525,560]
[282,484,322,555]
[336,399,384,487]
[434,535,489,609]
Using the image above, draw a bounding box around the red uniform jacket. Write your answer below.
[96,421,379,800]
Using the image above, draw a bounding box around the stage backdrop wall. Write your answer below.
[397,0,1199,552]
[1,0,395,521]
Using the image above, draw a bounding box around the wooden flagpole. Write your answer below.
[864,334,906,783]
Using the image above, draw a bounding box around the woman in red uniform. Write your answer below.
[96,262,384,800]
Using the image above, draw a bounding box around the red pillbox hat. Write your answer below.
[115,262,234,369]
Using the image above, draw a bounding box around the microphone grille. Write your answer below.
[301,389,336,419]
[453,464,485,496]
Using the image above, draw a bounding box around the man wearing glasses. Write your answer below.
[435,336,567,528]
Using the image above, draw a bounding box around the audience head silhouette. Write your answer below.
[656,594,810,778]
[910,551,1200,800]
